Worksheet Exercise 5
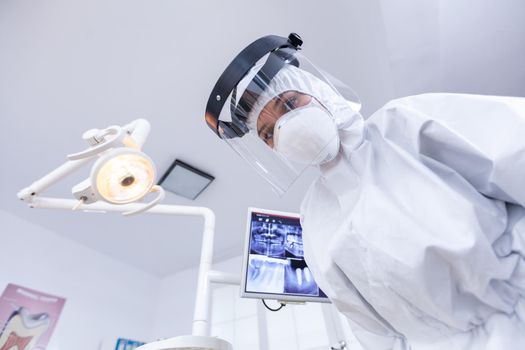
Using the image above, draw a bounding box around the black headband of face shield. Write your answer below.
[204,33,303,139]
[232,48,300,126]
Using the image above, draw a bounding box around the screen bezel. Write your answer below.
[240,207,330,303]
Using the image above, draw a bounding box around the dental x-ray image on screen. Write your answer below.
[241,208,329,303]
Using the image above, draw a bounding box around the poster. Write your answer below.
[0,284,66,350]
[115,338,145,350]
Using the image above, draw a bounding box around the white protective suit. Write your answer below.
[300,93,525,349]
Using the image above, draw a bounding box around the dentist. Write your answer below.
[205,33,525,350]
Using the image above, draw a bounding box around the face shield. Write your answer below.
[205,34,360,195]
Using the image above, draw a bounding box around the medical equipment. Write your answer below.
[240,208,329,303]
[17,119,235,350]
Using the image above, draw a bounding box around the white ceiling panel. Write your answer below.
[1,0,523,276]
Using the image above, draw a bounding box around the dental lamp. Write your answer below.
[18,119,236,350]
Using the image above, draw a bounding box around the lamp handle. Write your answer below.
[122,185,165,216]
[67,126,125,161]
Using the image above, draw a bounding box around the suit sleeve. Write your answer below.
[371,93,525,207]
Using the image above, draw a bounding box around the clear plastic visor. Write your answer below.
[218,51,361,196]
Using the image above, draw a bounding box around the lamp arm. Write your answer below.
[208,270,241,285]
[22,196,218,338]
[122,185,166,216]
[122,119,151,148]
[17,157,94,202]
[191,207,216,337]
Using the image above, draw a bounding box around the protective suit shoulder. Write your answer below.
[368,93,525,206]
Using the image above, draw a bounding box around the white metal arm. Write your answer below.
[17,158,94,202]
[123,118,151,148]
[25,196,224,338]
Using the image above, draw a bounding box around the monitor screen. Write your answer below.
[241,208,328,303]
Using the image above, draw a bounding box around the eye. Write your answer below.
[284,96,299,110]
[262,130,274,144]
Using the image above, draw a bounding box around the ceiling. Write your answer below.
[1,0,524,277]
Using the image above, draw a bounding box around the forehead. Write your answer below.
[256,91,295,122]
[255,91,314,139]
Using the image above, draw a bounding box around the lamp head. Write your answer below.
[91,148,156,204]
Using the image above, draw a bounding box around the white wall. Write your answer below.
[210,284,260,349]
[152,255,362,349]
[0,208,361,350]
[378,0,525,98]
[151,256,243,339]
[0,210,160,350]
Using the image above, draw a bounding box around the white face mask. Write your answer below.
[273,103,340,165]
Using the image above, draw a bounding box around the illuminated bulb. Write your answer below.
[91,148,156,204]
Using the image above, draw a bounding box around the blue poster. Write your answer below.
[115,338,145,350]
